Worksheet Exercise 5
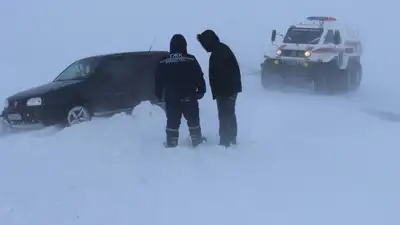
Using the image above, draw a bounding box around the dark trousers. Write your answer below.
[216,93,238,146]
[165,97,203,147]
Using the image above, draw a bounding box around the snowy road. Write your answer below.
[2,0,400,222]
[0,74,399,225]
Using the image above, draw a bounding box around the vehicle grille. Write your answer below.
[10,99,27,109]
[281,50,306,57]
[4,105,41,124]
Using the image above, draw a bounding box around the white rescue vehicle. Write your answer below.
[261,16,363,93]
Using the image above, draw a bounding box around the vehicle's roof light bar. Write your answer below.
[306,16,337,21]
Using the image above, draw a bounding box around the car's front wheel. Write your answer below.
[66,105,91,126]
[261,66,284,90]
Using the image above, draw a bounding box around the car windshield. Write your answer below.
[283,27,323,44]
[54,57,102,81]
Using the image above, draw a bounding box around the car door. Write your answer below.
[129,55,161,103]
[90,55,136,114]
[120,55,147,109]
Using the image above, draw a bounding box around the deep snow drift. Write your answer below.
[1,77,400,225]
[1,0,400,224]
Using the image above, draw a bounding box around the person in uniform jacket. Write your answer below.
[155,34,206,148]
[197,29,242,147]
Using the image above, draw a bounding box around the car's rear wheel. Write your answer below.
[312,61,349,94]
[329,61,362,93]
[66,105,91,126]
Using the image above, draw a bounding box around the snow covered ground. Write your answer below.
[1,0,400,225]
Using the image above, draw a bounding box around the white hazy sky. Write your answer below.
[0,1,399,225]
[0,0,397,88]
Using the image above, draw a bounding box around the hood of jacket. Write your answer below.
[170,34,187,54]
[197,29,220,53]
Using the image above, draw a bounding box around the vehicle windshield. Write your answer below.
[283,27,323,44]
[54,57,102,81]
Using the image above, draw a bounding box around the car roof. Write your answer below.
[82,51,169,60]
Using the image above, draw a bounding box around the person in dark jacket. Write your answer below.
[155,34,206,148]
[197,29,242,147]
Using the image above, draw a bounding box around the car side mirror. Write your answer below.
[334,31,341,45]
[271,30,277,42]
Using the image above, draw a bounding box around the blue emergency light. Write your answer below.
[306,16,337,21]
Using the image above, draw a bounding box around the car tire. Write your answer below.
[313,61,351,94]
[348,61,362,91]
[261,65,284,90]
[313,64,334,94]
[66,105,91,126]
[313,74,327,93]
[332,61,362,93]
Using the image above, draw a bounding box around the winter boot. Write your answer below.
[188,125,204,148]
[191,136,207,148]
[164,129,179,148]
[219,137,231,148]
[164,138,178,148]
[163,141,178,148]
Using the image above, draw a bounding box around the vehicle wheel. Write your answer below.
[330,69,350,93]
[261,67,283,90]
[313,65,335,94]
[313,63,351,94]
[66,105,91,126]
[349,62,362,91]
[332,63,362,93]
[313,74,326,93]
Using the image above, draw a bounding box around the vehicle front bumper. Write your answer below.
[1,105,63,129]
[262,58,337,76]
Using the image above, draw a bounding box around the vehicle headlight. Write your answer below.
[276,49,282,55]
[26,97,42,106]
[4,99,9,108]
[304,51,311,57]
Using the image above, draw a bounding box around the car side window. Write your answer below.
[335,30,342,44]
[324,30,335,44]
[125,55,163,80]
[126,55,164,94]
[99,56,135,81]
